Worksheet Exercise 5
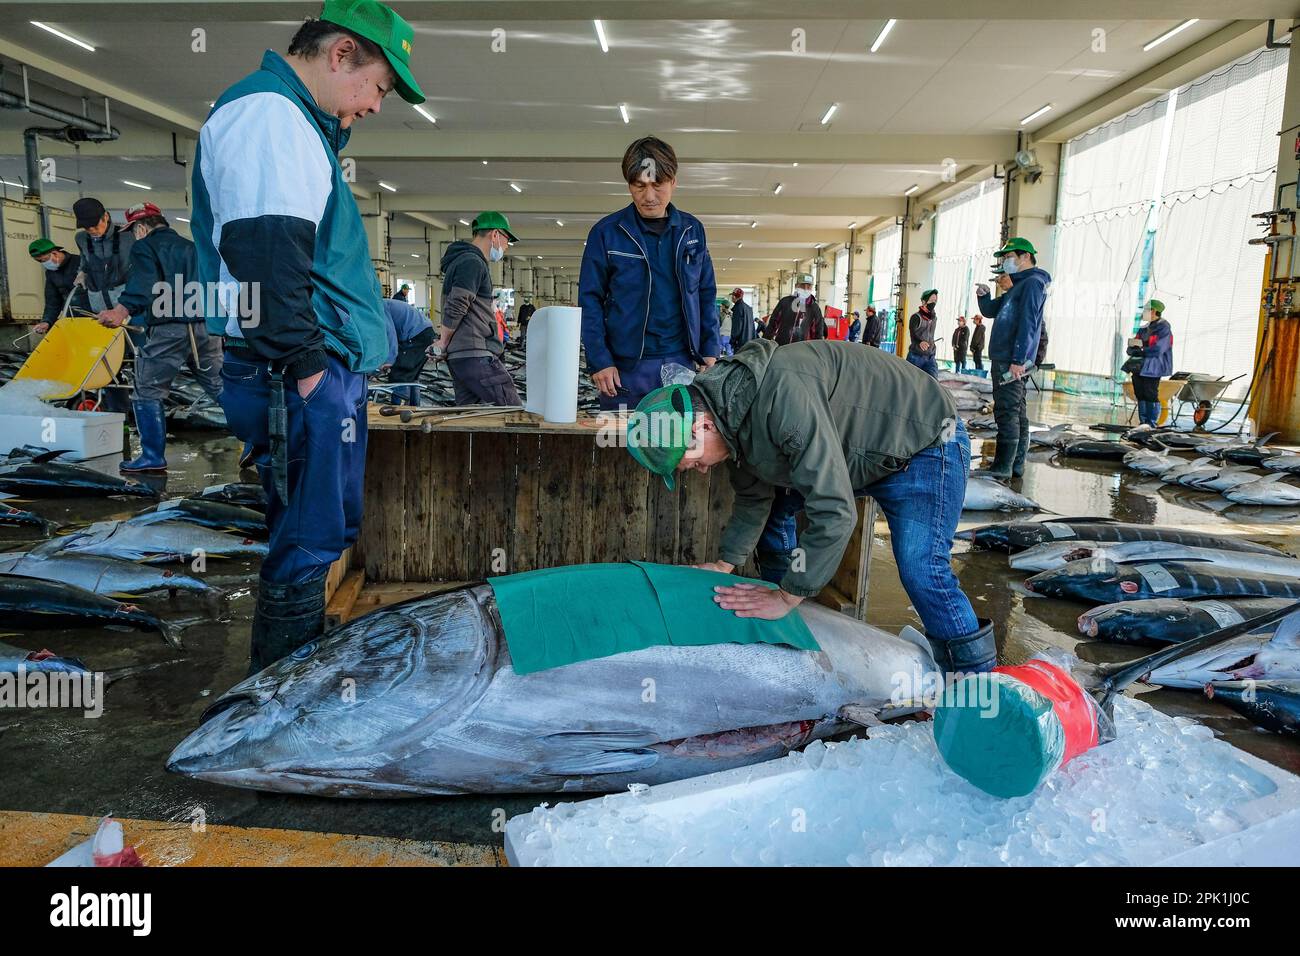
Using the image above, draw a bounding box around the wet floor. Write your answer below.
[0,390,1296,856]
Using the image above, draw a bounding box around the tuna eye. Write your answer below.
[290,641,318,661]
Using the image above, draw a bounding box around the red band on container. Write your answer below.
[993,659,1100,765]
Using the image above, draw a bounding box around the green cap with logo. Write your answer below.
[320,0,425,104]
[994,237,1037,257]
[472,211,518,242]
[1147,299,1165,314]
[28,238,60,258]
[626,384,693,490]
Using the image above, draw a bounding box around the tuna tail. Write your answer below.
[154,617,184,650]
[1254,432,1279,448]
[1084,599,1300,716]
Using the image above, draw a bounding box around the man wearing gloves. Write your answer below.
[974,237,1050,479]
[622,339,995,677]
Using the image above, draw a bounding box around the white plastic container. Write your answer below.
[0,410,124,461]
[524,306,582,423]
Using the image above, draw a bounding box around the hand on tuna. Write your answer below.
[713,582,803,620]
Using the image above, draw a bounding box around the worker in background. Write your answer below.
[953,314,970,372]
[579,135,719,410]
[192,1,424,673]
[1129,300,1172,428]
[392,283,411,301]
[28,238,88,334]
[517,297,536,345]
[729,287,755,352]
[624,339,994,677]
[73,197,135,315]
[382,298,434,406]
[95,202,224,473]
[907,289,940,378]
[970,314,986,371]
[974,237,1049,479]
[863,305,883,348]
[847,311,862,343]
[762,274,826,345]
[437,211,521,406]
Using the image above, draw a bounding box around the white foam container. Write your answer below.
[505,735,1300,867]
[0,410,124,461]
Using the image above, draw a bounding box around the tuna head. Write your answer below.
[167,586,498,796]
[1024,557,1120,599]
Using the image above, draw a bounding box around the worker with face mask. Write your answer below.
[907,289,940,378]
[28,238,89,333]
[762,275,826,346]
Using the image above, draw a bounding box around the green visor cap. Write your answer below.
[28,238,59,258]
[1147,299,1166,314]
[921,289,938,301]
[320,0,426,104]
[626,385,693,491]
[995,236,1037,257]
[472,211,518,242]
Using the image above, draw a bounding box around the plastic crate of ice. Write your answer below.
[504,698,1300,867]
[0,410,124,462]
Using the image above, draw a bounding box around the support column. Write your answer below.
[1004,142,1061,275]
[848,231,870,317]
[1251,30,1300,439]
[896,205,935,356]
[362,197,393,295]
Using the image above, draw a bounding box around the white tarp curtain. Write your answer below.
[932,178,1005,331]
[1045,96,1170,379]
[1151,47,1287,398]
[870,223,901,313]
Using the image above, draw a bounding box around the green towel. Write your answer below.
[487,561,820,675]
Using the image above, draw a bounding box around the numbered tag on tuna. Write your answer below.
[1041,522,1073,539]
[1134,563,1179,593]
[1197,600,1244,629]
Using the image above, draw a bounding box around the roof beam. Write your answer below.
[379,194,905,217]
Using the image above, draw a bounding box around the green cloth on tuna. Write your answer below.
[487,561,820,675]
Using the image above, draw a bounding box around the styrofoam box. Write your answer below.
[0,411,124,462]
[505,735,1300,867]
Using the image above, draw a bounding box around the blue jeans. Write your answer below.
[906,349,939,378]
[221,349,367,584]
[757,421,979,641]
[596,351,694,411]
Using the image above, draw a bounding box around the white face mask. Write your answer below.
[489,243,504,262]
[1001,255,1020,275]
[795,288,812,303]
[41,258,59,271]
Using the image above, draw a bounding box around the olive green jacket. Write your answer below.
[691,338,956,597]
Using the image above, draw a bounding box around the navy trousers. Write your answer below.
[220,349,367,584]
[596,351,695,411]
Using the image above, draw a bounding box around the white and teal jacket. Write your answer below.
[191,50,387,378]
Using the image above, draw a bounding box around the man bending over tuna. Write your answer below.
[625,338,993,676]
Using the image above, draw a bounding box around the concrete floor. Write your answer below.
[0,389,1297,862]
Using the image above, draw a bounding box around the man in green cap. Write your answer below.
[28,238,88,334]
[974,237,1050,479]
[906,288,939,378]
[625,339,996,677]
[191,1,424,673]
[1128,299,1173,428]
[436,211,522,406]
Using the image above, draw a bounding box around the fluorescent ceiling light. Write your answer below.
[509,182,522,193]
[123,180,152,190]
[176,216,190,223]
[870,19,897,54]
[411,254,419,258]
[619,103,630,124]
[593,20,609,53]
[737,242,744,249]
[903,184,919,196]
[820,103,838,125]
[1144,19,1199,52]
[555,220,564,227]
[1019,103,1053,125]
[31,21,95,52]
[772,183,784,195]
[481,159,488,165]
[848,221,857,229]
[378,181,396,192]
[458,218,470,226]
[413,104,437,124]
[750,221,758,229]
[537,255,544,260]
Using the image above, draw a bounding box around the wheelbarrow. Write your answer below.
[13,315,128,407]
[1171,372,1246,431]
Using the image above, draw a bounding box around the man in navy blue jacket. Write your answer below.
[974,237,1050,479]
[579,136,719,410]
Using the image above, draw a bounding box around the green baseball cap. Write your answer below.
[28,238,60,258]
[626,385,693,490]
[994,236,1037,257]
[472,211,518,242]
[922,288,938,301]
[320,0,425,105]
[1147,299,1165,314]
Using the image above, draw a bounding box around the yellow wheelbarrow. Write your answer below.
[14,315,128,404]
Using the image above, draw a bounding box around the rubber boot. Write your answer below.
[247,573,328,676]
[120,399,168,473]
[973,440,1015,480]
[928,618,997,677]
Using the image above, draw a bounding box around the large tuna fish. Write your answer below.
[1204,680,1300,736]
[0,461,158,499]
[1076,597,1293,645]
[0,551,222,603]
[1025,558,1300,605]
[39,518,267,563]
[167,584,938,796]
[961,519,1280,555]
[1224,474,1300,506]
[0,574,177,646]
[962,476,1040,512]
[1010,540,1300,577]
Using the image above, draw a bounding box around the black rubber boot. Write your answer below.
[928,618,997,677]
[248,573,328,676]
